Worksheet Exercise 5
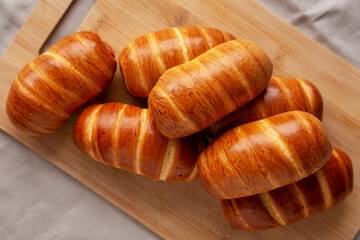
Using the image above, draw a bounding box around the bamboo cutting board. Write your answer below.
[1,0,359,239]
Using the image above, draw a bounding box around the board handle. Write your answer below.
[4,0,73,57]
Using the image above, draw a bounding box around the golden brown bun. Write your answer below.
[73,102,204,182]
[6,32,117,136]
[221,147,353,230]
[198,111,332,199]
[148,39,273,138]
[119,26,235,97]
[205,77,323,138]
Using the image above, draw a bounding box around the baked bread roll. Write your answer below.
[6,31,116,136]
[198,111,332,199]
[205,77,323,138]
[148,39,273,138]
[120,26,235,97]
[73,102,204,182]
[221,147,353,230]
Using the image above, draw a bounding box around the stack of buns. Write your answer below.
[6,26,353,230]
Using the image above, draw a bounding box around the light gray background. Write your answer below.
[0,0,359,239]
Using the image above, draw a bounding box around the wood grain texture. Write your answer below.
[0,0,359,239]
[148,39,273,138]
[221,147,353,230]
[6,31,117,136]
[119,26,235,97]
[73,102,203,181]
[198,111,332,199]
[205,77,323,138]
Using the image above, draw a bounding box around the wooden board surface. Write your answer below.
[1,0,359,239]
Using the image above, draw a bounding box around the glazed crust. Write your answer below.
[198,111,332,199]
[119,26,235,97]
[148,39,273,138]
[205,77,323,138]
[6,31,117,136]
[221,148,353,230]
[73,102,204,182]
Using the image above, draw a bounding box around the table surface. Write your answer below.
[0,0,359,239]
